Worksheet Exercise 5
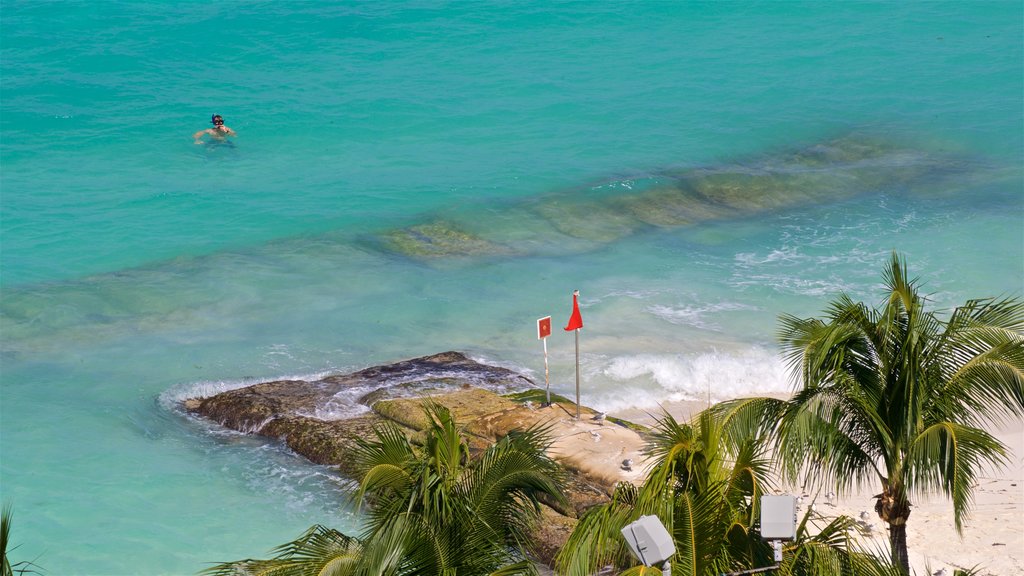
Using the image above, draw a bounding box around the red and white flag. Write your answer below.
[537,316,552,339]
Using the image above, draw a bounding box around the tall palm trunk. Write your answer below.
[888,522,910,575]
[874,485,911,574]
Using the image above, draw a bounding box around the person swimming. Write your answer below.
[193,114,236,144]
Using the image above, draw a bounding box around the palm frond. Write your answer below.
[671,491,701,576]
[908,421,1008,533]
[553,495,639,576]
[674,482,750,576]
[1,503,11,576]
[201,525,362,576]
[357,463,414,505]
[1,505,43,576]
[775,391,879,492]
[713,396,787,440]
[420,402,469,481]
[937,298,1024,424]
[352,422,416,483]
[355,513,412,576]
[466,431,566,545]
[486,559,539,576]
[353,404,562,575]
[201,558,294,576]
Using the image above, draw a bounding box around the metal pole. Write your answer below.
[543,337,550,406]
[574,328,580,420]
[663,561,671,576]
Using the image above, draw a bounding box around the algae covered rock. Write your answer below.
[366,134,973,263]
[372,388,518,432]
[261,414,383,476]
[532,198,642,242]
[622,184,738,227]
[380,221,516,259]
[685,169,835,213]
[187,379,314,433]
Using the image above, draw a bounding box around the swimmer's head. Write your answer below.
[211,114,224,126]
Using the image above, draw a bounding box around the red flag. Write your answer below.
[537,316,552,339]
[564,290,583,331]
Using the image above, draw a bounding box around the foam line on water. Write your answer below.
[646,301,760,331]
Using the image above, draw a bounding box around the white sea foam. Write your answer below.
[734,247,805,266]
[730,243,872,298]
[157,370,337,411]
[238,444,360,518]
[729,273,853,298]
[646,301,758,330]
[600,287,669,301]
[296,386,374,421]
[587,347,793,413]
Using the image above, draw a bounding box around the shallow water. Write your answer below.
[1,2,1021,574]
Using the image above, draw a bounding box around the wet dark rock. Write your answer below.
[187,351,532,429]
[260,414,382,476]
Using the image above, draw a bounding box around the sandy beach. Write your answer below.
[855,420,1023,576]
[612,401,1024,576]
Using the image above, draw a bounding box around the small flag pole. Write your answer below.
[544,337,550,406]
[537,316,552,406]
[563,290,584,420]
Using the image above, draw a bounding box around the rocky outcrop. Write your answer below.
[184,351,652,566]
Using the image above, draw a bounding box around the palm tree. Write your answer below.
[200,525,362,576]
[352,402,567,575]
[555,410,885,576]
[203,402,567,575]
[718,252,1024,573]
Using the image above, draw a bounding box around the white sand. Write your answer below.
[837,420,1023,576]
[612,401,1024,576]
[519,402,652,488]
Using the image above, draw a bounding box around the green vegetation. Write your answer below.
[554,410,892,575]
[716,252,1024,573]
[202,403,567,575]
[503,389,574,406]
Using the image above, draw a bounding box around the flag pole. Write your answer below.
[537,316,552,407]
[563,289,584,421]
[544,336,550,406]
[574,326,580,420]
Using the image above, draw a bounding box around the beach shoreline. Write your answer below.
[612,400,1024,576]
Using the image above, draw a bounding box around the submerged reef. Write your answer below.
[380,222,518,259]
[376,134,974,261]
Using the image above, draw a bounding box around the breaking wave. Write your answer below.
[587,347,793,413]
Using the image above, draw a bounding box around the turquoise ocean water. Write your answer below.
[1,2,1021,574]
